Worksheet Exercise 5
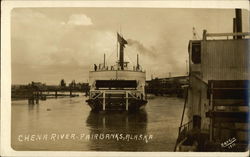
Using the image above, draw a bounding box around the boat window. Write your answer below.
[95,80,137,89]
[191,42,201,64]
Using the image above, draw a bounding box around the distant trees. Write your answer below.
[60,79,66,87]
[59,79,89,92]
[69,80,76,88]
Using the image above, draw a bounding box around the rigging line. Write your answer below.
[174,87,189,151]
[102,37,120,64]
[193,27,201,40]
[196,31,201,40]
[105,52,115,65]
[117,32,119,60]
[197,29,202,40]
[106,47,120,65]
[195,27,201,40]
[124,51,135,65]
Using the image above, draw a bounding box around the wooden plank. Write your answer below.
[207,80,249,99]
[213,99,248,106]
[206,111,248,123]
[208,80,249,89]
[213,117,248,123]
[213,125,248,132]
[206,32,250,37]
[207,89,248,99]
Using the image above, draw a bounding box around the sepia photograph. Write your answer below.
[1,0,249,156]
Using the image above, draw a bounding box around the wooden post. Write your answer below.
[55,90,58,98]
[35,98,39,104]
[202,29,207,41]
[209,82,214,142]
[103,91,105,111]
[28,98,34,105]
[136,54,139,71]
[125,115,128,129]
[70,89,72,97]
[103,116,106,129]
[36,91,39,104]
[126,92,128,111]
[233,18,236,39]
[104,53,106,68]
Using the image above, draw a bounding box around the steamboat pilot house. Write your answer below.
[86,33,147,111]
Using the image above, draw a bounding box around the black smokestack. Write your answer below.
[233,18,236,39]
[235,9,242,39]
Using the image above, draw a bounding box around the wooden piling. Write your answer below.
[103,92,106,111]
[28,98,34,105]
[35,98,39,104]
[70,89,72,97]
[126,92,128,111]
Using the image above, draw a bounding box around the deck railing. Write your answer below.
[179,120,193,134]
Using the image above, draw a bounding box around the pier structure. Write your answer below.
[146,76,189,97]
[11,81,89,103]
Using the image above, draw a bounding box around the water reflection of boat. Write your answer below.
[146,94,155,99]
[86,33,147,112]
[86,110,147,131]
[85,111,149,151]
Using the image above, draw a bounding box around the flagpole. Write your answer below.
[117,33,118,62]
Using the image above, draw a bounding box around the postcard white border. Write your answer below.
[1,0,249,157]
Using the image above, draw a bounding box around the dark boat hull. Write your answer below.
[86,98,147,112]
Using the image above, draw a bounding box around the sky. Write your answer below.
[11,8,249,85]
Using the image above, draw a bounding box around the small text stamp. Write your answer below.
[221,137,236,149]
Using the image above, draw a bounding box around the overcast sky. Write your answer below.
[11,8,249,85]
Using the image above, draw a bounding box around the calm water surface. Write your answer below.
[11,95,185,151]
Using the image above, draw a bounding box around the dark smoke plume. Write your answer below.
[127,39,156,57]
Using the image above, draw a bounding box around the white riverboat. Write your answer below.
[86,33,147,111]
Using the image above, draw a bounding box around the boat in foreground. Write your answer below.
[175,9,249,152]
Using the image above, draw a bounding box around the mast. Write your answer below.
[137,54,139,66]
[137,54,139,70]
[104,53,106,68]
[117,33,127,70]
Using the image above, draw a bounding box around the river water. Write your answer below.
[11,95,185,151]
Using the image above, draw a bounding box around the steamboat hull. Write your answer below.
[174,28,250,151]
[86,98,147,111]
[87,74,147,112]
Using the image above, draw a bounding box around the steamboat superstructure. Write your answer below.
[175,9,249,152]
[86,33,147,111]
